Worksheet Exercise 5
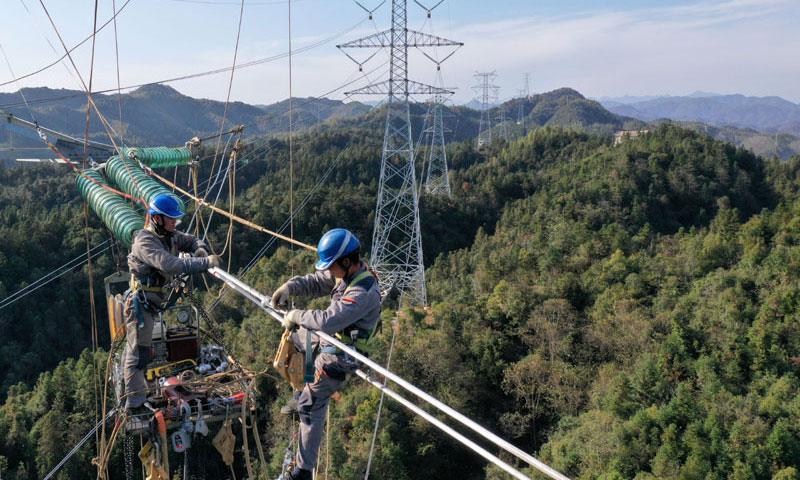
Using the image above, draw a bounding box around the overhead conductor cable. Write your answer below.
[208,267,571,480]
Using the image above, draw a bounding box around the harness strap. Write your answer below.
[344,270,374,293]
[304,330,315,384]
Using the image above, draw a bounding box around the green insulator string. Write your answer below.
[76,170,144,248]
[105,155,184,213]
[120,146,192,169]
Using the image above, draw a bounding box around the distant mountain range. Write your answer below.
[1,84,797,162]
[599,93,800,136]
[0,84,370,146]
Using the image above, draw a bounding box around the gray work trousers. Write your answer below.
[295,351,351,471]
[121,295,156,408]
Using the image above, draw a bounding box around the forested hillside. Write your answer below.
[2,124,800,479]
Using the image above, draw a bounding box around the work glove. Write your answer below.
[284,309,301,331]
[271,282,291,308]
[207,255,222,269]
[194,247,208,258]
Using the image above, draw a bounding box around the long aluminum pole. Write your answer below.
[208,267,570,480]
[355,369,530,480]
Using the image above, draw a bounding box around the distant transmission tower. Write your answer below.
[338,0,462,305]
[473,71,498,146]
[496,104,509,142]
[424,92,452,196]
[517,72,531,124]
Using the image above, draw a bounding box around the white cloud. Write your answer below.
[438,0,800,103]
[2,0,798,105]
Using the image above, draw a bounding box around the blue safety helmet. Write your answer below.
[147,194,184,218]
[315,228,360,270]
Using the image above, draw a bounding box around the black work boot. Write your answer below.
[286,466,312,480]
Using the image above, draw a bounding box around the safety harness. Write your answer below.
[127,229,183,328]
[277,268,381,390]
[319,269,381,356]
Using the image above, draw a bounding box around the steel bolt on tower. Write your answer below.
[473,71,498,147]
[424,93,452,196]
[338,0,462,305]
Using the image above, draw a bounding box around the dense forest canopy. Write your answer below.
[1,122,800,480]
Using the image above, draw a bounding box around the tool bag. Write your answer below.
[273,330,306,391]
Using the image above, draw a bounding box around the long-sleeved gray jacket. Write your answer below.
[286,263,381,348]
[127,225,209,303]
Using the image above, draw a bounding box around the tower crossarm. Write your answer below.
[346,79,453,96]
[338,29,462,48]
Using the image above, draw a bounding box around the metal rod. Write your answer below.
[208,267,571,480]
[355,369,530,480]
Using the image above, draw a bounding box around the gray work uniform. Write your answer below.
[284,263,381,471]
[122,225,209,408]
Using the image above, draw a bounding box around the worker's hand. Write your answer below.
[284,309,301,331]
[194,247,208,258]
[271,283,291,308]
[207,255,221,269]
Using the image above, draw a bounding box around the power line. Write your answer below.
[0,18,367,111]
[0,0,135,89]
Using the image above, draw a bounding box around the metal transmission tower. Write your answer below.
[338,0,461,305]
[517,72,531,124]
[473,71,498,146]
[424,92,452,196]
[496,104,509,142]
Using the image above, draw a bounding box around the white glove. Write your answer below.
[194,247,208,257]
[284,309,301,331]
[272,283,291,308]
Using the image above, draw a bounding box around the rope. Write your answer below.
[364,317,398,479]
[0,27,380,129]
[207,135,358,311]
[98,341,124,480]
[0,0,134,89]
[288,0,295,278]
[206,0,246,207]
[112,0,124,144]
[241,383,256,480]
[82,0,102,456]
[148,169,317,251]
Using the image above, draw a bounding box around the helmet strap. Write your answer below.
[151,214,171,238]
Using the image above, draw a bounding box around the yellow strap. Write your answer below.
[344,271,374,294]
[130,276,167,294]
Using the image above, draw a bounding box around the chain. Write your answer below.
[123,434,135,480]
[184,288,240,369]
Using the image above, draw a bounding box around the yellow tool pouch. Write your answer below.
[273,330,306,391]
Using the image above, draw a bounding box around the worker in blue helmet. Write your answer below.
[271,228,381,480]
[122,194,221,412]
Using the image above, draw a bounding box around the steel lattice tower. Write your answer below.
[496,104,509,142]
[517,72,531,124]
[424,92,452,196]
[338,0,461,305]
[473,71,497,147]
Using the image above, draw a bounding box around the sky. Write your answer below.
[0,0,798,106]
